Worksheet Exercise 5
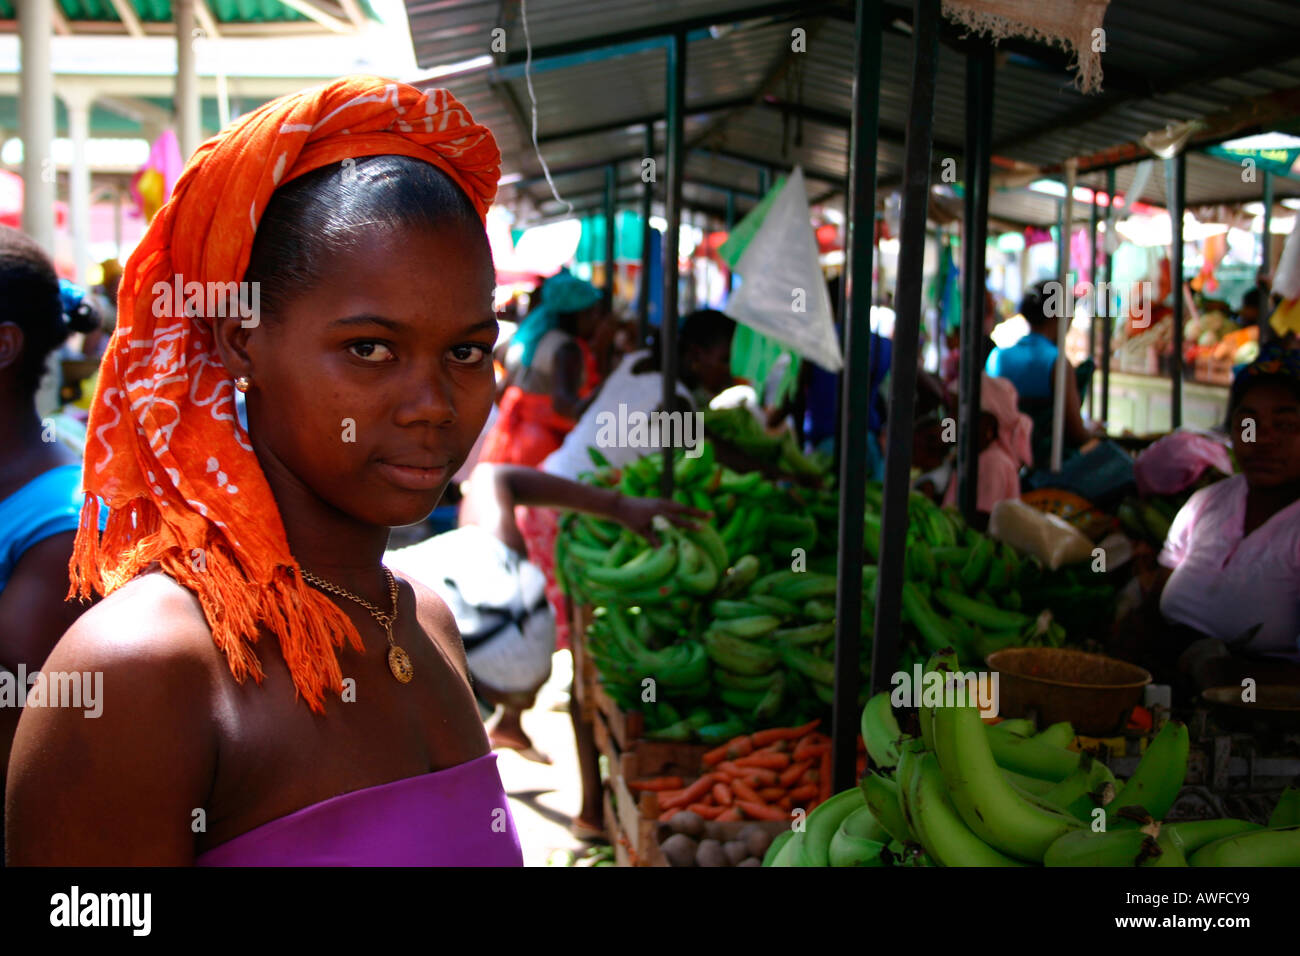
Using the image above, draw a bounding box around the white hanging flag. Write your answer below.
[725,167,843,372]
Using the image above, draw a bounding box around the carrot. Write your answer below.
[788,783,818,803]
[715,761,744,777]
[703,735,754,766]
[793,734,831,761]
[737,800,787,822]
[712,782,734,807]
[795,743,830,762]
[659,773,715,810]
[655,788,685,806]
[778,795,794,812]
[735,752,791,771]
[779,760,812,788]
[751,720,821,748]
[730,778,763,804]
[687,802,724,820]
[711,768,737,783]
[759,786,786,801]
[628,776,684,792]
[659,807,679,822]
[716,807,742,822]
[818,750,833,803]
[740,767,779,786]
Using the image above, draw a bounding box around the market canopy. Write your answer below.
[400,0,1300,228]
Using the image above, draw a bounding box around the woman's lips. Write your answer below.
[376,461,450,491]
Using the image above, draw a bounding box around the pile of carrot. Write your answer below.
[641,720,868,823]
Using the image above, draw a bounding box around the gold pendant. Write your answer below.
[388,644,414,684]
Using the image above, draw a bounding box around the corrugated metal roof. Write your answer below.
[408,0,1300,226]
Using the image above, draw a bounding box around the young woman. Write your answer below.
[5,77,523,865]
[0,227,101,859]
[1137,346,1300,686]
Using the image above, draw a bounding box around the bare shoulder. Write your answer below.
[403,574,471,684]
[5,572,223,864]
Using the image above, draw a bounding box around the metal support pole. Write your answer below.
[1087,183,1101,421]
[1259,169,1274,345]
[1102,168,1115,423]
[1050,160,1076,473]
[872,0,939,701]
[831,0,882,795]
[18,0,56,255]
[660,30,686,498]
[603,163,616,314]
[64,89,95,285]
[1170,152,1185,428]
[725,189,736,296]
[175,0,201,161]
[757,166,771,197]
[637,124,654,345]
[956,41,993,522]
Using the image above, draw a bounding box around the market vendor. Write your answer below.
[986,279,1104,471]
[940,374,1033,526]
[478,269,608,467]
[1138,346,1300,687]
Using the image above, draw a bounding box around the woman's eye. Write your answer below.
[348,341,395,363]
[450,344,489,365]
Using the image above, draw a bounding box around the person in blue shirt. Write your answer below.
[986,279,1100,470]
[0,227,103,854]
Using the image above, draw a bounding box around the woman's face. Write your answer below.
[242,221,498,528]
[1231,381,1300,490]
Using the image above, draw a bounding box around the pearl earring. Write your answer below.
[234,376,250,393]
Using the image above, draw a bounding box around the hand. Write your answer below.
[612,495,710,546]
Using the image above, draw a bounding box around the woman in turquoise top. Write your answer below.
[0,226,100,856]
[986,279,1101,470]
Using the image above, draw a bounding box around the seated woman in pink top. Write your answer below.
[942,374,1032,528]
[1143,347,1300,686]
[6,79,524,866]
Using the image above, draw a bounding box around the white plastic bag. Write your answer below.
[726,167,843,372]
[988,499,1095,570]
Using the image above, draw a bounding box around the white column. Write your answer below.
[18,0,56,253]
[62,87,95,285]
[175,0,201,161]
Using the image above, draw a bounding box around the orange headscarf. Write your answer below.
[70,76,500,713]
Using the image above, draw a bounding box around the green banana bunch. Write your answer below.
[860,772,914,845]
[984,723,1082,783]
[1034,721,1076,749]
[1044,828,1161,867]
[1107,721,1188,828]
[1271,786,1300,827]
[583,538,679,589]
[860,692,902,770]
[1040,752,1117,821]
[712,614,782,639]
[702,628,778,676]
[716,554,761,596]
[904,749,1025,866]
[929,673,1082,862]
[801,788,869,866]
[1188,825,1300,866]
[1160,818,1262,855]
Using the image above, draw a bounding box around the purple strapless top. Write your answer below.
[195,752,523,866]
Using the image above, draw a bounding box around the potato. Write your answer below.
[660,833,698,868]
[738,824,772,859]
[723,840,749,866]
[703,821,728,842]
[737,857,762,867]
[695,838,727,868]
[668,811,705,839]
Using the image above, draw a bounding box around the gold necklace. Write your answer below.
[299,566,413,684]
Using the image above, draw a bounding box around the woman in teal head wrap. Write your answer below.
[481,269,607,466]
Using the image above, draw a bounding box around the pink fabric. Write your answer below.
[980,373,1034,468]
[1134,430,1234,497]
[943,444,1024,514]
[195,752,523,866]
[1159,474,1300,662]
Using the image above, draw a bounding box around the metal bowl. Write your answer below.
[985,647,1153,737]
